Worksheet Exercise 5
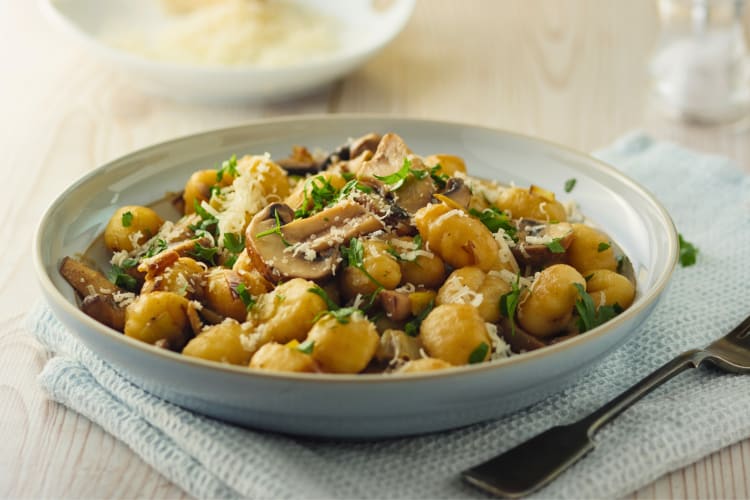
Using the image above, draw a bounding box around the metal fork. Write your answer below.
[462,314,750,498]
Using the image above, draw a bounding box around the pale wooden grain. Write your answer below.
[1,0,749,498]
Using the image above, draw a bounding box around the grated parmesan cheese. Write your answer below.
[486,323,512,360]
[439,276,484,308]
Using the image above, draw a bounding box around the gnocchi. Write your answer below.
[62,132,635,376]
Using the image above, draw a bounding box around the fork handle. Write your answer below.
[581,348,707,434]
[462,349,707,498]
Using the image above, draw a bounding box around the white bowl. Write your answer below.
[39,0,415,103]
[34,116,678,438]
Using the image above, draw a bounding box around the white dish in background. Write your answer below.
[34,116,678,438]
[39,0,415,103]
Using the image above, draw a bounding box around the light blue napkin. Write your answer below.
[27,133,750,499]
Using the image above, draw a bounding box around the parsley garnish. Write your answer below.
[295,175,339,218]
[223,232,245,253]
[223,254,238,269]
[255,209,291,247]
[414,234,423,249]
[429,165,449,189]
[468,342,489,364]
[374,158,429,190]
[308,286,362,324]
[121,211,133,227]
[121,257,139,269]
[144,238,167,257]
[404,299,434,337]
[564,178,577,193]
[296,339,315,354]
[499,275,523,335]
[340,237,385,288]
[597,242,611,252]
[190,242,218,264]
[216,154,238,183]
[678,234,699,267]
[107,265,137,292]
[469,207,517,240]
[191,199,219,237]
[573,283,622,332]
[233,282,256,311]
[545,238,566,254]
[338,179,373,200]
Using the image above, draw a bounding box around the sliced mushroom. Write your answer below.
[441,177,472,209]
[349,133,381,159]
[81,294,126,331]
[375,329,423,364]
[277,145,321,175]
[499,318,546,352]
[379,290,412,321]
[512,219,574,269]
[245,201,384,281]
[357,132,412,182]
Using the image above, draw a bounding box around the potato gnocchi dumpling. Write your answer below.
[62,132,636,376]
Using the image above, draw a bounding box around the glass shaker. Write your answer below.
[650,0,750,123]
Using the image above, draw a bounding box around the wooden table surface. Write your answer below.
[2,1,749,498]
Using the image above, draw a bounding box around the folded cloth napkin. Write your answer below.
[27,133,750,499]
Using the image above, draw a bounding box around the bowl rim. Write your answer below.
[34,113,679,384]
[38,0,417,75]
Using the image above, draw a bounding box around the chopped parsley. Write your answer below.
[107,265,137,292]
[564,178,577,193]
[223,232,245,253]
[255,209,291,247]
[429,165,449,189]
[233,282,256,311]
[340,237,384,288]
[499,275,523,335]
[308,286,363,324]
[573,283,622,333]
[404,298,434,337]
[144,238,168,258]
[296,339,315,354]
[468,342,489,364]
[191,199,219,237]
[121,257,139,269]
[545,238,566,254]
[216,154,238,183]
[189,242,219,264]
[295,175,339,218]
[121,211,133,227]
[338,178,373,200]
[678,234,699,267]
[469,207,516,240]
[597,242,611,252]
[223,254,238,269]
[374,158,430,191]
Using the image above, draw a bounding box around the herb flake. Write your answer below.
[233,283,256,311]
[296,339,315,354]
[468,342,489,364]
[121,211,133,227]
[573,283,622,333]
[597,242,611,252]
[499,275,523,335]
[545,238,566,254]
[678,234,699,267]
[404,299,434,337]
[564,178,577,193]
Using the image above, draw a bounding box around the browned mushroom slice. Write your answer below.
[277,145,321,175]
[440,177,472,209]
[59,257,129,331]
[499,318,547,353]
[512,220,574,269]
[357,132,412,182]
[375,329,422,364]
[379,290,412,321]
[245,201,384,281]
[349,133,382,159]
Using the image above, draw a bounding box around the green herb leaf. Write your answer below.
[468,342,489,364]
[545,238,566,254]
[209,185,222,199]
[413,234,423,249]
[107,265,137,292]
[429,165,449,189]
[573,283,623,333]
[223,254,238,269]
[191,199,219,237]
[216,154,238,183]
[469,207,517,240]
[597,242,611,252]
[121,211,133,227]
[338,179,373,200]
[190,242,218,264]
[308,286,340,311]
[121,257,139,269]
[374,158,428,191]
[144,238,167,258]
[499,275,523,335]
[678,233,699,267]
[233,282,256,311]
[295,175,339,218]
[296,339,315,354]
[255,209,291,247]
[404,299,434,337]
[564,178,577,193]
[223,232,245,253]
[340,237,385,288]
